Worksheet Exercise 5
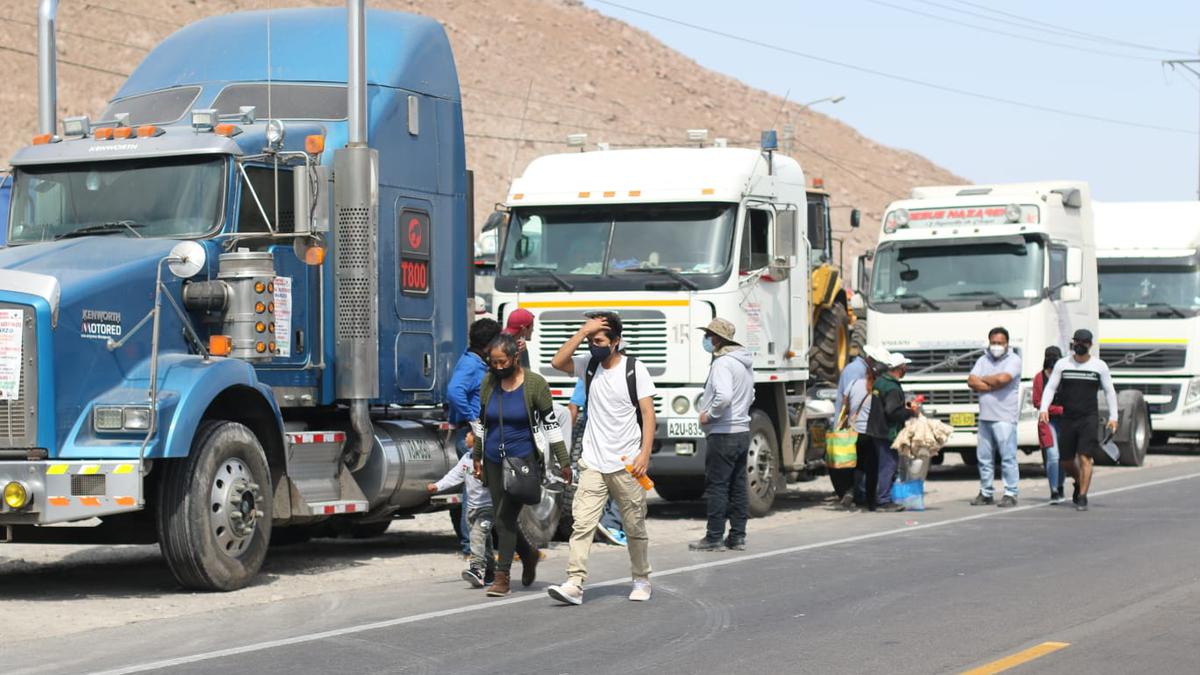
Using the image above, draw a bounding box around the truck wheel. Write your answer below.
[810,302,850,383]
[518,486,562,549]
[1116,390,1150,467]
[960,450,978,467]
[747,410,780,517]
[653,479,704,502]
[849,318,867,357]
[157,420,273,592]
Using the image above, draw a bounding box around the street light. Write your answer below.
[783,95,845,154]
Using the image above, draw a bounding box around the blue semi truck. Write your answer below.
[0,2,546,591]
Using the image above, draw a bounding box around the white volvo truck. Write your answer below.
[1096,201,1200,448]
[866,181,1149,466]
[487,143,832,515]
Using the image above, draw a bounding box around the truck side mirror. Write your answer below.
[1066,247,1083,285]
[1059,285,1082,302]
[483,210,508,233]
[850,208,861,229]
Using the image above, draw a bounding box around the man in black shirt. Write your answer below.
[1038,329,1118,512]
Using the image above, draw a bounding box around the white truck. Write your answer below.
[1096,201,1200,448]
[486,142,837,515]
[866,181,1150,466]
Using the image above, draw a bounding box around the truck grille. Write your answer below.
[1114,383,1180,415]
[536,314,669,374]
[1100,347,1186,371]
[552,391,665,415]
[0,303,37,449]
[902,348,983,374]
[907,390,980,407]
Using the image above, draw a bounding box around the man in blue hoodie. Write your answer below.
[446,317,500,555]
[691,318,756,551]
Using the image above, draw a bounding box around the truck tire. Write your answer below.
[849,318,867,357]
[652,479,704,502]
[519,462,564,549]
[1116,390,1150,467]
[810,302,850,383]
[157,420,273,591]
[747,410,780,517]
[960,450,978,467]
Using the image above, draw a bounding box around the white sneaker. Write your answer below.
[629,578,652,602]
[547,581,583,606]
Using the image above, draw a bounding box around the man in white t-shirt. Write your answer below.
[546,311,657,605]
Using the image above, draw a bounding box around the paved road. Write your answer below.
[5,460,1199,675]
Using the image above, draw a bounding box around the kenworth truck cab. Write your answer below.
[488,143,831,516]
[1096,201,1200,447]
[866,182,1150,466]
[0,4,499,591]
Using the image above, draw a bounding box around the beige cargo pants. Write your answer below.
[566,460,652,586]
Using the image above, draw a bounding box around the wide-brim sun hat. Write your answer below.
[698,317,741,345]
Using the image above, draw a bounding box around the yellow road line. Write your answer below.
[1098,338,1187,344]
[519,299,690,308]
[962,641,1070,675]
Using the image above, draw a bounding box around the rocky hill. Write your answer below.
[0,0,964,271]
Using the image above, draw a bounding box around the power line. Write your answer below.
[462,107,676,142]
[866,0,1160,63]
[943,0,1195,57]
[0,14,153,52]
[0,43,129,77]
[83,3,179,28]
[461,83,626,119]
[592,0,1197,135]
[465,132,563,145]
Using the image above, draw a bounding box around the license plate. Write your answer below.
[949,412,976,428]
[668,419,705,438]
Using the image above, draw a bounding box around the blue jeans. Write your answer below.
[876,437,899,505]
[1042,420,1062,494]
[600,498,624,532]
[977,420,1019,498]
[452,425,471,554]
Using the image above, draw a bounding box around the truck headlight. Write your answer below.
[3,481,29,509]
[1185,377,1200,408]
[94,406,124,431]
[1020,387,1036,419]
[95,405,152,432]
[672,396,690,415]
[123,407,152,430]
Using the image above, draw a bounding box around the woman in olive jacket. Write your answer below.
[864,354,918,511]
[471,333,571,596]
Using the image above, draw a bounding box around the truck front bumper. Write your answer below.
[0,460,143,525]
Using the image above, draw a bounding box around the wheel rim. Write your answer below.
[1133,411,1148,454]
[746,430,775,502]
[210,458,263,557]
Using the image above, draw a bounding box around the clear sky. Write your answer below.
[585,0,1200,202]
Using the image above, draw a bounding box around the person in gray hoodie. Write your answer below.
[690,318,756,551]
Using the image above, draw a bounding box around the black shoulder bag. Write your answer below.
[496,386,543,505]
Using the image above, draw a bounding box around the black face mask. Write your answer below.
[1072,342,1090,356]
[589,344,612,361]
[491,365,516,379]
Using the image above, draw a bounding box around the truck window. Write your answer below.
[806,197,828,259]
[1049,245,1067,294]
[739,208,772,273]
[237,166,295,234]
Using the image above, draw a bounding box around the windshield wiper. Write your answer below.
[624,266,698,290]
[511,265,574,292]
[896,293,940,311]
[950,290,1017,309]
[1144,302,1187,318]
[1099,302,1122,319]
[54,220,145,241]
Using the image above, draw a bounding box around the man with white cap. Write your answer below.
[864,351,918,511]
[690,318,756,551]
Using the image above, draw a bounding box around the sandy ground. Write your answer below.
[1,450,1197,643]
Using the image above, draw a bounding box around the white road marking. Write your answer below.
[91,471,1200,675]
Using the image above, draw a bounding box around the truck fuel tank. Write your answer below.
[352,419,454,510]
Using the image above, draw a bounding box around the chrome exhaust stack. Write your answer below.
[335,0,380,470]
[38,0,58,137]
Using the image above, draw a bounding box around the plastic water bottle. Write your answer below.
[621,455,655,490]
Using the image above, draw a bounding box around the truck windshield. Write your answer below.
[496,203,736,292]
[8,156,225,243]
[870,235,1045,312]
[1099,260,1200,319]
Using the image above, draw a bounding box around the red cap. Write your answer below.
[504,308,534,335]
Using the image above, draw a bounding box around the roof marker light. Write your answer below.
[113,127,134,139]
[137,125,164,138]
[578,191,591,198]
[214,123,242,137]
[31,133,53,145]
[93,127,114,140]
[566,133,588,148]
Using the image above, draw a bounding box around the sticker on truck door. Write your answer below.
[0,309,23,400]
[273,277,291,358]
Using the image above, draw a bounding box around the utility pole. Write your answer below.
[1164,58,1200,200]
